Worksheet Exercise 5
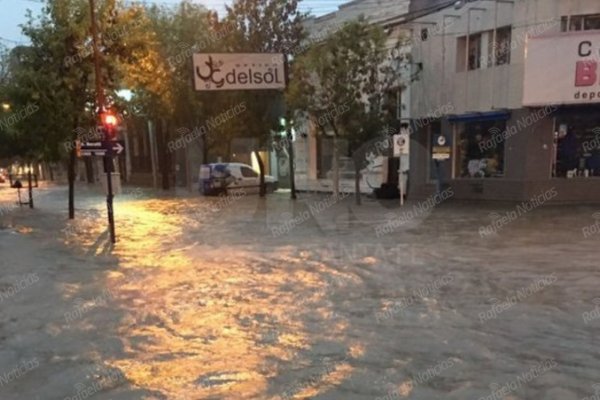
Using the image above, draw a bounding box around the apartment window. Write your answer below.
[561,14,600,32]
[382,88,402,122]
[468,34,482,70]
[488,26,512,66]
[457,34,482,71]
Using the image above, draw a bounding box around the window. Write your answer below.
[488,26,512,66]
[241,167,258,178]
[456,120,506,178]
[457,34,482,71]
[561,14,600,32]
[468,34,482,70]
[554,113,600,178]
[421,28,429,41]
[382,88,402,123]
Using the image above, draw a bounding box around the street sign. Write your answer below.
[110,141,125,155]
[193,53,286,91]
[393,133,410,156]
[432,135,451,161]
[79,141,125,157]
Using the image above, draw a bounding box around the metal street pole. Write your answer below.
[286,115,297,200]
[284,54,297,200]
[27,165,34,209]
[89,0,116,243]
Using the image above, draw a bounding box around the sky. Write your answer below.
[0,0,346,47]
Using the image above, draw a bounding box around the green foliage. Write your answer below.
[287,17,397,155]
[0,0,305,164]
[209,0,305,154]
[0,0,164,162]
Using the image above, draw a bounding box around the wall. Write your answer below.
[411,0,600,118]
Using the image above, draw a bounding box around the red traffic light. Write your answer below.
[100,111,118,141]
[101,112,118,128]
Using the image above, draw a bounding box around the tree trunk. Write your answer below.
[354,167,361,205]
[255,150,266,197]
[202,133,208,164]
[68,147,76,219]
[157,119,170,190]
[332,133,340,198]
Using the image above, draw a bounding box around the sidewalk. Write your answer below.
[294,173,381,194]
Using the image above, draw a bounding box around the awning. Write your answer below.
[447,110,511,123]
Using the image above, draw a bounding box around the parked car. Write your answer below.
[199,163,278,196]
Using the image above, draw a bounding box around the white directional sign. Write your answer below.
[111,142,124,155]
[193,53,286,91]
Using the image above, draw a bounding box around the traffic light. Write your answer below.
[101,111,118,141]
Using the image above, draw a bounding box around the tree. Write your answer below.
[7,0,165,215]
[216,0,305,196]
[287,17,402,203]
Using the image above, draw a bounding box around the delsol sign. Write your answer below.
[524,32,600,106]
[193,53,286,91]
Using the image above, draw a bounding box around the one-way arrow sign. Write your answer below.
[79,140,125,157]
[111,141,125,155]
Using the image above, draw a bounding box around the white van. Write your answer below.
[199,163,278,195]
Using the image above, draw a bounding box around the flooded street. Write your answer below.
[0,184,599,400]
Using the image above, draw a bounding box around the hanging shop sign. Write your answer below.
[193,53,286,91]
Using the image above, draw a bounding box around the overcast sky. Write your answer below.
[0,0,345,47]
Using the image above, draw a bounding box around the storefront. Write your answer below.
[409,30,600,203]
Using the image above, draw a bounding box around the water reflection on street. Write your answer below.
[62,195,360,399]
[1,186,599,399]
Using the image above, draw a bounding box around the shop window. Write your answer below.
[488,26,512,66]
[456,120,506,178]
[561,14,600,31]
[554,114,600,178]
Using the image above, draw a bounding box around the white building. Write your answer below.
[291,0,413,193]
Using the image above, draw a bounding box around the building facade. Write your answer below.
[295,0,413,192]
[409,0,600,203]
